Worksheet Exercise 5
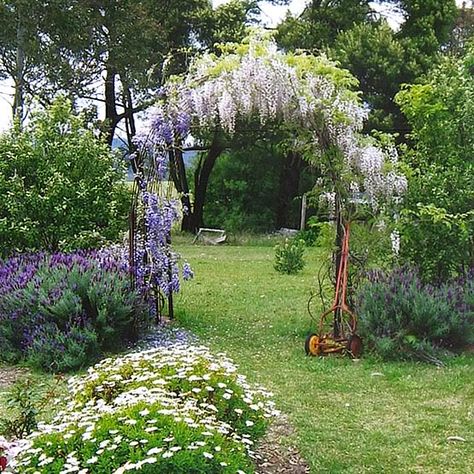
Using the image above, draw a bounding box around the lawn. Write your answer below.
[0,369,67,431]
[174,244,474,474]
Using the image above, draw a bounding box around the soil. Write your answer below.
[0,367,28,390]
[254,415,310,474]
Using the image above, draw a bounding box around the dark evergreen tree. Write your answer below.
[277,0,458,135]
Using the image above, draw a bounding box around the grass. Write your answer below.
[174,244,474,474]
[0,368,68,429]
[172,229,293,247]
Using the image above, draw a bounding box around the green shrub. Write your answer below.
[356,267,474,362]
[0,377,63,441]
[349,221,395,271]
[25,325,100,373]
[12,345,279,473]
[396,53,474,282]
[296,217,321,247]
[399,203,473,283]
[274,238,306,274]
[0,97,130,255]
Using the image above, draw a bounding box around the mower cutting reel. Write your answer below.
[305,222,363,358]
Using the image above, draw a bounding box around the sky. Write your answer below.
[0,0,468,131]
[214,0,403,28]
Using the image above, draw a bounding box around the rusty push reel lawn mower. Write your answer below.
[305,222,363,358]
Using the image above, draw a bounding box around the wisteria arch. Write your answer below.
[129,36,406,319]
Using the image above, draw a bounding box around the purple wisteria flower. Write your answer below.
[130,101,194,311]
[183,262,194,281]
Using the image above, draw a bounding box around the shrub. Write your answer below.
[274,238,306,274]
[396,53,474,282]
[0,97,130,256]
[0,377,63,440]
[0,380,39,440]
[10,345,279,473]
[296,217,322,247]
[349,221,396,271]
[356,266,474,362]
[399,203,473,283]
[0,249,147,372]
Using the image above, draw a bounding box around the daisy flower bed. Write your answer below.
[8,344,279,473]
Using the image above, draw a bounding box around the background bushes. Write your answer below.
[0,250,147,372]
[0,97,130,256]
[202,147,283,233]
[396,53,474,282]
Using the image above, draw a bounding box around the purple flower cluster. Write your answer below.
[130,102,194,312]
[364,266,472,315]
[0,249,146,371]
[132,192,185,297]
[182,261,194,281]
[357,266,474,357]
[133,105,191,150]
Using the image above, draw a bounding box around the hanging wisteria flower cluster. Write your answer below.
[142,35,405,205]
[130,101,193,314]
[10,344,279,473]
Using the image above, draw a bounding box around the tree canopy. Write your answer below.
[277,0,458,134]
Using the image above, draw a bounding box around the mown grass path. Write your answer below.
[175,245,474,473]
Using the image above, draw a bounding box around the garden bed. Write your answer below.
[3,341,291,473]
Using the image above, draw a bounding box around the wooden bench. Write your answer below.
[193,228,227,245]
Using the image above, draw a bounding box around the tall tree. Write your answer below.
[1,0,290,144]
[332,21,405,132]
[276,0,373,52]
[0,0,213,144]
[277,0,458,135]
[0,0,46,122]
[445,1,474,56]
[393,0,457,77]
[198,0,260,49]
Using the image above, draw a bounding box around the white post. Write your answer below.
[300,194,307,231]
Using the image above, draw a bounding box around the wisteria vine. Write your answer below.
[130,35,406,316]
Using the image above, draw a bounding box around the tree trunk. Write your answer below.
[123,84,137,153]
[13,8,25,123]
[275,151,304,229]
[191,134,225,232]
[168,148,194,231]
[103,64,119,146]
[169,134,225,233]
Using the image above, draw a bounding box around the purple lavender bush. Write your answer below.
[0,249,148,372]
[356,266,474,362]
